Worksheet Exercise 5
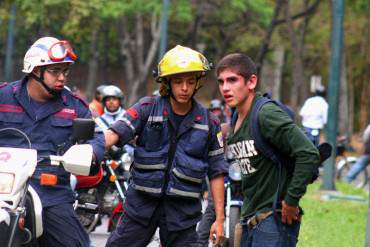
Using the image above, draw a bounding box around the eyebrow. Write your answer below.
[48,66,69,70]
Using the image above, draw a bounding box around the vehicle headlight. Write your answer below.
[228,161,242,181]
[0,173,15,194]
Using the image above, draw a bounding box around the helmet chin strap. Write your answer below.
[29,67,61,97]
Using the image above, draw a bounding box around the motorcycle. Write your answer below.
[223,152,243,247]
[73,147,132,233]
[0,119,95,247]
[336,135,367,188]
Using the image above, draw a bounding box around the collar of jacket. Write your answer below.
[13,77,69,121]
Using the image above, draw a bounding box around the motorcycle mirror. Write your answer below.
[71,118,95,143]
[50,144,93,176]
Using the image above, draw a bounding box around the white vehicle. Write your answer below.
[0,120,95,247]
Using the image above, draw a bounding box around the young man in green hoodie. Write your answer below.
[217,53,320,247]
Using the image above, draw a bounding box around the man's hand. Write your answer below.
[281,200,300,225]
[209,175,225,246]
[209,219,224,247]
[202,191,209,201]
[105,130,119,150]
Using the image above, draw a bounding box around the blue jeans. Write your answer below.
[346,154,370,182]
[241,215,300,247]
[303,127,320,147]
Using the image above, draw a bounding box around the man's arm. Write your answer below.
[106,96,154,150]
[209,174,225,246]
[207,112,228,246]
[259,104,320,224]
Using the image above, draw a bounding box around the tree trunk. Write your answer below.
[260,46,285,101]
[119,13,160,106]
[338,51,349,137]
[86,28,99,101]
[284,0,305,110]
[272,46,285,101]
[256,0,285,78]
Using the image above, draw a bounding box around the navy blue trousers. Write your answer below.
[106,202,198,247]
[38,203,90,247]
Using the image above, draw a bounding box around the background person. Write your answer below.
[89,84,107,117]
[95,84,134,156]
[299,85,328,146]
[95,85,126,132]
[345,124,370,183]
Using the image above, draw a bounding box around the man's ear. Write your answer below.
[247,74,258,90]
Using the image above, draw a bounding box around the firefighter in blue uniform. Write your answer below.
[105,45,227,247]
[0,37,105,246]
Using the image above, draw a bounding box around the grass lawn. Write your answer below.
[298,181,369,247]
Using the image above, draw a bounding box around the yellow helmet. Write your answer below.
[156,45,211,82]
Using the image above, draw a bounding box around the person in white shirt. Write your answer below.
[299,86,328,146]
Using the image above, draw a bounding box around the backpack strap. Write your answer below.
[250,96,285,166]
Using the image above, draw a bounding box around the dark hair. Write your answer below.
[216,53,257,80]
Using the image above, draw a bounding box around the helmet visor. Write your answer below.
[48,41,77,62]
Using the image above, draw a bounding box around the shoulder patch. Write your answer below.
[126,107,139,119]
[71,92,89,108]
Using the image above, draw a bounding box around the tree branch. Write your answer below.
[274,0,320,25]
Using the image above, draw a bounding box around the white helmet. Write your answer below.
[22,37,76,73]
[102,85,124,105]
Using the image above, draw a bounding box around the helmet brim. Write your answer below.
[155,69,206,83]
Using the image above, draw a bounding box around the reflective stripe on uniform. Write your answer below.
[134,163,166,170]
[120,117,135,133]
[173,168,202,184]
[169,188,200,199]
[193,123,209,131]
[133,184,162,194]
[208,148,224,156]
[148,116,166,122]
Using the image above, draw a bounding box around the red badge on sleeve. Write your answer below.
[127,107,139,119]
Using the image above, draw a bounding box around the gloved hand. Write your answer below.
[281,200,300,225]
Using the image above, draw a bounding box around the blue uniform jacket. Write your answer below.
[110,96,227,231]
[0,78,105,207]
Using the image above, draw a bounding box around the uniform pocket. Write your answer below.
[131,146,168,196]
[184,128,208,158]
[50,117,73,148]
[0,112,25,144]
[131,169,165,195]
[167,155,207,199]
[143,122,164,151]
[0,112,24,125]
[133,146,168,170]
